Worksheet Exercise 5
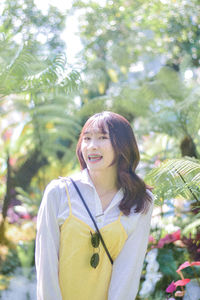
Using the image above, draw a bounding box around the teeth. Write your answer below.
[88,155,102,161]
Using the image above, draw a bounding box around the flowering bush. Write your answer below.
[157,230,181,248]
[166,261,200,299]
[139,249,162,297]
[137,227,200,300]
[0,218,36,297]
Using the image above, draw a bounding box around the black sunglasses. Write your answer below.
[90,231,100,268]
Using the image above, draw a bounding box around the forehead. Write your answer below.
[83,119,109,134]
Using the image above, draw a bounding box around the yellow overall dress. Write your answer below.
[59,184,128,300]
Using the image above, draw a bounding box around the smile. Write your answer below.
[88,154,103,162]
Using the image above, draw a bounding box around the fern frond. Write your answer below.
[182,218,200,236]
[0,39,80,96]
[146,157,200,202]
[0,43,36,95]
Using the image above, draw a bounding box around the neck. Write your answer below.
[88,168,118,195]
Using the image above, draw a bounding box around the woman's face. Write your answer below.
[81,122,116,174]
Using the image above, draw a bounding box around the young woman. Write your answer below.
[35,111,154,300]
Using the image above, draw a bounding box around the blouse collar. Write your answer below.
[75,168,124,212]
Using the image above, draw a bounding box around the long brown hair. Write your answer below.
[76,111,152,215]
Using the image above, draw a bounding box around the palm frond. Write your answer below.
[182,218,200,236]
[0,43,36,95]
[24,54,81,93]
[0,38,81,97]
[149,158,200,182]
[146,157,200,202]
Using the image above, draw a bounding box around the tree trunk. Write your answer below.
[0,150,48,244]
[14,149,48,190]
[180,135,198,158]
[0,154,12,244]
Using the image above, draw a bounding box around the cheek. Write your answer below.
[108,141,114,152]
[80,143,87,158]
[109,143,116,160]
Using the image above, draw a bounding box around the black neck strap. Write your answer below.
[70,178,113,265]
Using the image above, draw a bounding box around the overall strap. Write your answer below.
[70,178,113,265]
[64,181,72,216]
[118,211,123,220]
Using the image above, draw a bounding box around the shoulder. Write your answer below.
[123,192,154,234]
[45,169,84,192]
[44,178,65,196]
[58,169,86,183]
[122,209,153,237]
[146,189,154,202]
[146,189,155,216]
[59,169,92,191]
[41,178,68,210]
[58,170,84,191]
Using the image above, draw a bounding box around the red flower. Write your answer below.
[21,213,31,220]
[191,261,200,266]
[157,230,181,248]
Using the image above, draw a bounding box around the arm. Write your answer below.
[35,180,62,300]
[108,203,153,300]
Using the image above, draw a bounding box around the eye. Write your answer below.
[83,136,90,141]
[100,135,108,139]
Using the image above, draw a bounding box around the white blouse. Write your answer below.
[35,168,154,300]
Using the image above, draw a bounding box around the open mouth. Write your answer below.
[88,154,103,162]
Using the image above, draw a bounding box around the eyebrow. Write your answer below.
[83,130,109,135]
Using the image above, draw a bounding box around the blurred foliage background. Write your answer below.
[0,0,200,299]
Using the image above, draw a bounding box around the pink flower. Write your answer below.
[155,159,161,167]
[157,230,181,248]
[176,261,191,272]
[3,129,12,141]
[166,281,176,293]
[176,261,200,273]
[166,278,191,294]
[175,279,190,287]
[10,157,17,166]
[149,235,156,243]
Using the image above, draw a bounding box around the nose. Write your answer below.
[88,138,98,149]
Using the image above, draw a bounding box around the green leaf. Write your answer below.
[157,249,177,277]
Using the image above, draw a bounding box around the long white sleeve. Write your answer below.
[35,180,62,300]
[108,203,153,300]
[35,171,154,300]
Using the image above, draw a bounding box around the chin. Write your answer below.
[87,165,104,171]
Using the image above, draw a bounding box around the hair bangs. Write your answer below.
[82,116,109,135]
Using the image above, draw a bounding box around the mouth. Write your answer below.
[88,154,103,163]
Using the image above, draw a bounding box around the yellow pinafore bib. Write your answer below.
[58,183,128,300]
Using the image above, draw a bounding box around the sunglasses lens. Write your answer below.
[90,253,99,268]
[91,232,100,248]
